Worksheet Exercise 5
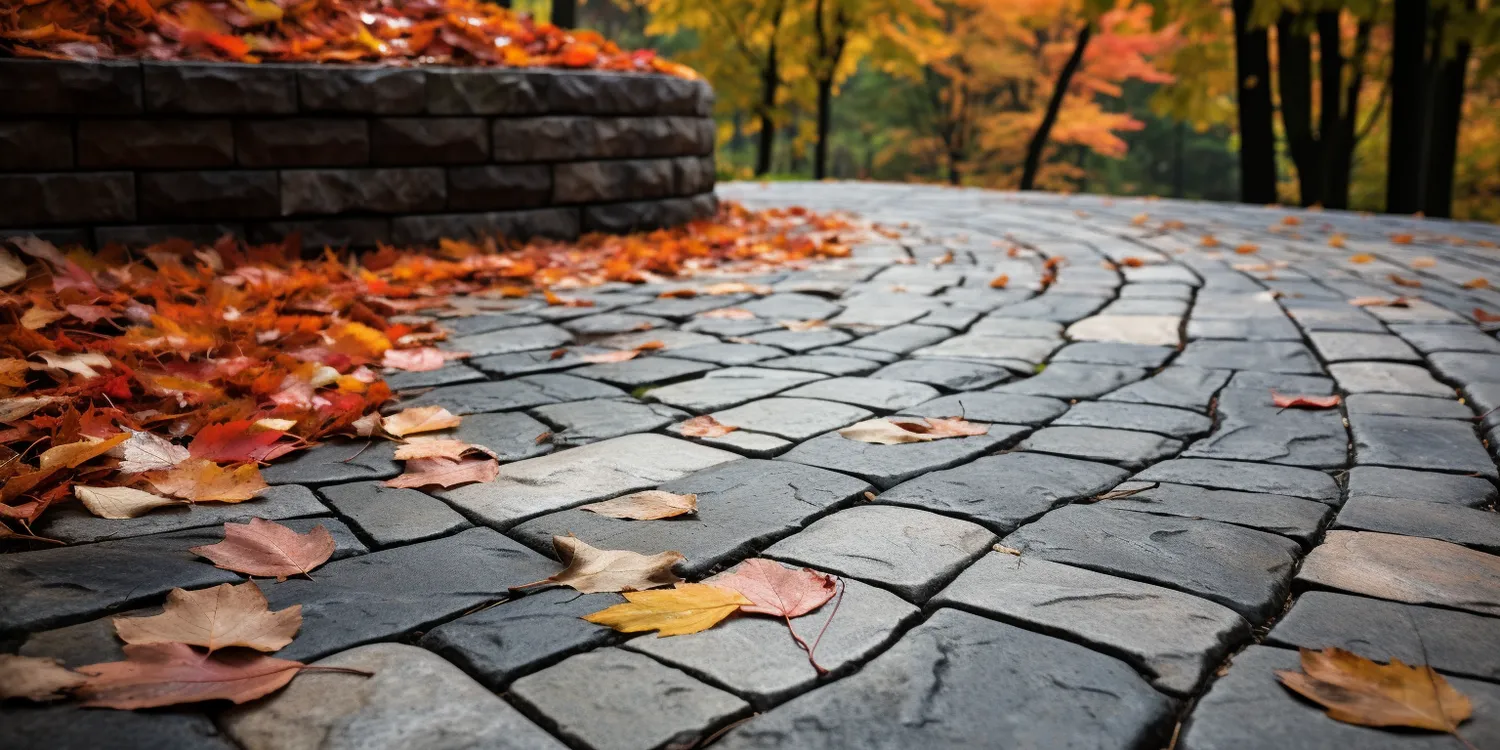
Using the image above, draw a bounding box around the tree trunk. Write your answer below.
[1328,18,1371,210]
[551,0,576,28]
[815,79,834,179]
[947,151,961,185]
[1233,0,1277,204]
[1020,22,1092,191]
[1423,10,1471,218]
[1278,14,1319,205]
[754,36,781,176]
[1386,0,1428,213]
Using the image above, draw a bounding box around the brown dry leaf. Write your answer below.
[932,251,955,266]
[31,351,114,379]
[145,459,268,502]
[1234,244,1259,255]
[838,416,989,445]
[1276,647,1472,735]
[1475,308,1500,324]
[391,438,492,461]
[1388,274,1423,288]
[579,490,698,520]
[523,535,685,594]
[1328,233,1347,248]
[190,518,336,582]
[1410,256,1437,268]
[75,643,306,710]
[989,275,1009,289]
[382,347,462,372]
[114,582,301,653]
[1391,233,1415,244]
[1200,234,1220,247]
[632,340,667,351]
[115,429,191,474]
[21,305,67,331]
[1271,392,1342,409]
[1282,215,1302,226]
[74,485,189,520]
[0,248,28,287]
[381,406,462,437]
[1461,278,1489,289]
[713,558,836,618]
[0,654,86,702]
[580,350,640,364]
[702,282,772,295]
[1349,253,1376,264]
[679,415,737,438]
[699,307,756,320]
[1350,296,1413,308]
[582,583,752,637]
[1131,213,1150,226]
[779,319,827,332]
[383,456,498,489]
[39,433,128,471]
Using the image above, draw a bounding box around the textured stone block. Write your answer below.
[96,223,244,248]
[492,116,591,162]
[493,116,714,162]
[426,68,545,114]
[674,155,716,194]
[0,173,134,227]
[0,59,142,114]
[139,170,279,220]
[541,70,708,115]
[554,159,676,203]
[372,118,488,165]
[143,62,296,113]
[447,165,551,211]
[389,208,580,244]
[583,196,703,234]
[297,67,424,113]
[78,120,234,168]
[235,119,369,167]
[246,218,391,248]
[0,121,72,170]
[280,168,445,215]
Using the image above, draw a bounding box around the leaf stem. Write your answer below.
[297,665,375,677]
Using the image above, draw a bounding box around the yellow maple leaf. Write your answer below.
[582,583,751,637]
[145,459,268,502]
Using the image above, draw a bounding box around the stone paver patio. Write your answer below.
[6,181,1500,749]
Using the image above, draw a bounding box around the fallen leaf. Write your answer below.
[21,305,67,330]
[39,434,128,471]
[381,406,462,437]
[1282,215,1301,226]
[1350,296,1413,308]
[1276,647,1471,734]
[392,438,485,461]
[658,288,698,298]
[838,416,989,445]
[114,583,301,653]
[632,340,666,351]
[76,643,305,709]
[932,251,954,266]
[1131,213,1149,226]
[1349,253,1375,264]
[702,282,772,295]
[0,249,28,287]
[115,429,191,473]
[1200,234,1220,247]
[1234,244,1259,254]
[580,350,639,364]
[0,654,86,702]
[145,459,268,502]
[32,352,113,379]
[579,490,698,520]
[1272,392,1342,409]
[1328,234,1347,248]
[382,347,461,372]
[698,307,755,320]
[1388,274,1423,288]
[713,558,836,618]
[1410,257,1437,268]
[779,319,827,332]
[190,518,335,581]
[1391,233,1414,244]
[1475,308,1500,323]
[582,583,751,637]
[989,275,1009,289]
[74,485,188,519]
[679,415,737,437]
[520,536,684,594]
[190,421,297,463]
[1461,278,1489,289]
[382,456,498,488]
[993,544,1023,556]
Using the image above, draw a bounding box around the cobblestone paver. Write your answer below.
[6,182,1500,749]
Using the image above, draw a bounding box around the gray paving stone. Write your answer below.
[1120,282,1194,300]
[713,609,1174,750]
[382,362,486,391]
[262,440,400,485]
[1329,361,1455,397]
[437,312,544,337]
[1344,393,1474,419]
[847,324,953,354]
[1183,386,1349,469]
[220,643,566,750]
[625,294,754,320]
[998,293,1112,322]
[433,410,555,462]
[318,482,470,548]
[1102,366,1232,412]
[900,391,1068,424]
[420,587,628,689]
[1429,351,1500,386]
[1065,314,1183,347]
[510,648,749,750]
[741,292,843,321]
[1333,496,1500,553]
[968,316,1065,337]
[1020,426,1182,469]
[626,567,920,708]
[643,366,825,413]
[869,359,1012,390]
[1181,644,1500,750]
[395,373,623,415]
[756,354,881,376]
[439,433,741,528]
[763,505,994,601]
[1132,458,1341,503]
[1308,331,1421,362]
[1187,315,1305,340]
[1391,323,1500,354]
[531,399,684,445]
[668,342,785,366]
[595,328,721,352]
[571,355,718,388]
[778,427,1021,489]
[1100,481,1331,546]
[1265,591,1500,683]
[746,327,854,352]
[511,459,871,577]
[933,554,1249,696]
[446,322,573,356]
[702,397,872,441]
[1050,341,1176,368]
[1283,300,1388,332]
[1351,414,1497,478]
[470,347,616,377]
[32,484,325,544]
[1003,504,1301,623]
[993,363,1149,399]
[0,705,234,750]
[1344,466,1497,508]
[687,429,794,458]
[561,311,670,335]
[1364,297,1468,325]
[1100,298,1190,316]
[1225,370,1336,394]
[1296,530,1500,617]
[877,451,1125,533]
[1053,401,1212,439]
[809,344,902,363]
[1175,340,1324,374]
[779,376,940,412]
[918,304,983,329]
[681,315,780,337]
[913,333,1060,365]
[260,527,553,662]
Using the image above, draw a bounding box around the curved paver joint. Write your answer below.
[5,181,1500,750]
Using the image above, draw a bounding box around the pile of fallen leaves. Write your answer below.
[0,0,695,77]
[0,201,854,541]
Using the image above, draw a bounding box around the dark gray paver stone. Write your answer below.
[746,327,853,352]
[847,324,954,354]
[421,588,627,690]
[810,344,902,363]
[1309,331,1421,362]
[220,643,567,750]
[1266,591,1500,683]
[1344,466,1497,508]
[713,609,1174,750]
[626,567,920,708]
[561,312,669,335]
[438,312,544,337]
[571,356,718,388]
[1351,414,1497,478]
[869,359,1012,390]
[531,399,684,445]
[260,440,399,486]
[318,482,470,548]
[439,434,741,528]
[437,410,555,462]
[510,648,749,750]
[763,505,995,601]
[1019,426,1182,469]
[1224,370,1335,394]
[446,323,573,356]
[0,706,234,750]
[1101,481,1331,546]
[780,376,941,412]
[1329,361,1454,397]
[32,484,324,544]
[1429,351,1500,386]
[993,363,1149,399]
[382,362,486,391]
[914,333,1060,365]
[1344,393,1474,420]
[706,397,872,441]
[259,527,554,662]
[1003,504,1301,623]
[1175,340,1323,374]
[1333,496,1500,553]
[644,366,826,413]
[395,373,623,416]
[899,391,1067,425]
[877,451,1126,533]
[510,459,871,577]
[1102,366,1232,412]
[778,427,1021,489]
[1132,458,1341,503]
[1183,387,1349,469]
[741,292,843,321]
[933,554,1249,696]
[669,342,785,366]
[1179,645,1500,750]
[686,429,795,458]
[1052,401,1213,438]
[755,354,880,377]
[999,293,1113,323]
[1391,323,1500,354]
[1296,530,1500,617]
[625,293,754,320]
[1051,342,1176,368]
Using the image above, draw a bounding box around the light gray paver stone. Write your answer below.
[992,363,1148,399]
[1343,466,1497,508]
[531,399,685,445]
[1329,361,1455,397]
[1132,458,1341,503]
[643,366,825,412]
[1101,481,1332,546]
[1344,393,1474,420]
[571,356,717,388]
[777,427,1021,489]
[1175,340,1323,374]
[877,451,1126,533]
[1019,426,1182,469]
[395,373,623,416]
[780,376,940,412]
[446,322,573,356]
[1052,401,1213,438]
[1351,414,1497,478]
[705,397,872,441]
[914,333,1060,364]
[1102,366,1232,412]
[869,359,1012,390]
[900,391,1067,424]
[757,354,881,376]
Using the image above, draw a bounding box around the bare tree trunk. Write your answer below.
[1327,18,1370,210]
[1233,0,1277,203]
[1020,22,1091,191]
[753,8,784,177]
[811,0,847,180]
[1386,0,1428,213]
[551,0,576,28]
[1423,8,1471,218]
[1278,13,1319,205]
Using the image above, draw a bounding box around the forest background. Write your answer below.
[509,0,1500,222]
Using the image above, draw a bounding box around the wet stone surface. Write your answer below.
[11,183,1500,750]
